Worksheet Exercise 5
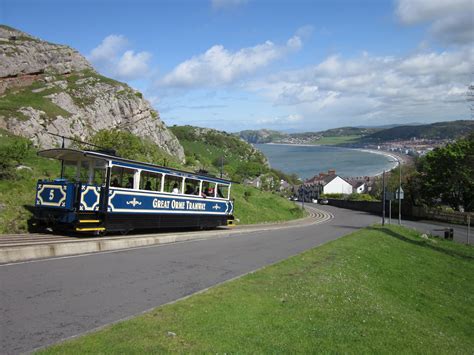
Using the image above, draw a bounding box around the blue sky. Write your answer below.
[2,0,472,132]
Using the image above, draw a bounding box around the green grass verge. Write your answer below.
[312,135,363,145]
[232,184,305,224]
[40,225,474,353]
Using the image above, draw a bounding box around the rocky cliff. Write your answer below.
[0,25,185,161]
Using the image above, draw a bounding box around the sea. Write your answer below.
[255,144,397,179]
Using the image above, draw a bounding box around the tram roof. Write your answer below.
[38,148,233,185]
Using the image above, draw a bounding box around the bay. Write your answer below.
[255,144,396,179]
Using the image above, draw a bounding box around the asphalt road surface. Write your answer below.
[0,205,468,353]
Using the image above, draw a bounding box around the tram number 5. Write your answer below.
[49,190,55,201]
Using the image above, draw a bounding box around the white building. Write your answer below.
[352,181,366,194]
[321,175,353,194]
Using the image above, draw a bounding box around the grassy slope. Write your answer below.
[170,125,271,181]
[232,184,304,224]
[41,225,474,353]
[0,131,60,233]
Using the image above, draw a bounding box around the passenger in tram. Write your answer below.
[144,181,152,190]
[111,178,120,187]
[207,187,214,197]
[185,185,194,195]
[126,177,134,188]
[172,183,179,194]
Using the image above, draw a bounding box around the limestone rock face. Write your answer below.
[0,26,91,78]
[0,25,185,162]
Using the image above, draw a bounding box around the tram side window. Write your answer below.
[110,166,136,188]
[201,181,216,198]
[140,171,162,191]
[217,184,229,199]
[184,178,200,195]
[163,175,182,194]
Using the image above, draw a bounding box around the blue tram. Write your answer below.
[33,148,235,234]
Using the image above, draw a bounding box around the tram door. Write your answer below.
[99,166,112,214]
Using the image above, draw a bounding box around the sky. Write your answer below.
[1,0,473,132]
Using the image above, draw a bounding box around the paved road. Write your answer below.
[0,205,468,353]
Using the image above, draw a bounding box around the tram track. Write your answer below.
[0,205,333,263]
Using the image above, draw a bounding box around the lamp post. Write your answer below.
[397,159,402,225]
[389,157,402,225]
[382,170,386,226]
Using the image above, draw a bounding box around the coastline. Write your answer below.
[353,148,410,175]
[256,142,412,178]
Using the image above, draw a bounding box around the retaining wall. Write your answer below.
[326,199,472,226]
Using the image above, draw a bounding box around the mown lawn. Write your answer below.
[40,225,474,353]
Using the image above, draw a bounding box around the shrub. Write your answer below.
[0,136,32,178]
[347,193,376,201]
[320,193,345,199]
[90,129,178,167]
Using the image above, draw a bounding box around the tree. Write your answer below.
[417,133,474,211]
[90,129,178,167]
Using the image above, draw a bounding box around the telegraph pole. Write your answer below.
[398,160,402,225]
[382,170,386,226]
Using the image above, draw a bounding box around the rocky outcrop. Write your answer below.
[0,25,185,161]
[0,25,91,78]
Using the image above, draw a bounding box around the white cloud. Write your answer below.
[245,47,472,128]
[88,35,152,81]
[159,34,303,88]
[88,35,128,63]
[396,0,473,45]
[256,113,303,125]
[115,50,152,80]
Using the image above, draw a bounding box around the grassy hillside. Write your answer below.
[0,130,60,233]
[237,129,288,143]
[237,121,473,146]
[363,120,474,141]
[41,225,474,353]
[170,125,299,185]
[0,130,304,234]
[311,134,363,145]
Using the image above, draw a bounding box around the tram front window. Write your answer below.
[61,160,106,185]
[217,184,229,199]
[62,161,77,181]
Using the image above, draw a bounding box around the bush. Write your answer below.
[320,193,345,199]
[0,136,32,178]
[346,193,377,201]
[243,190,252,201]
[90,129,179,167]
